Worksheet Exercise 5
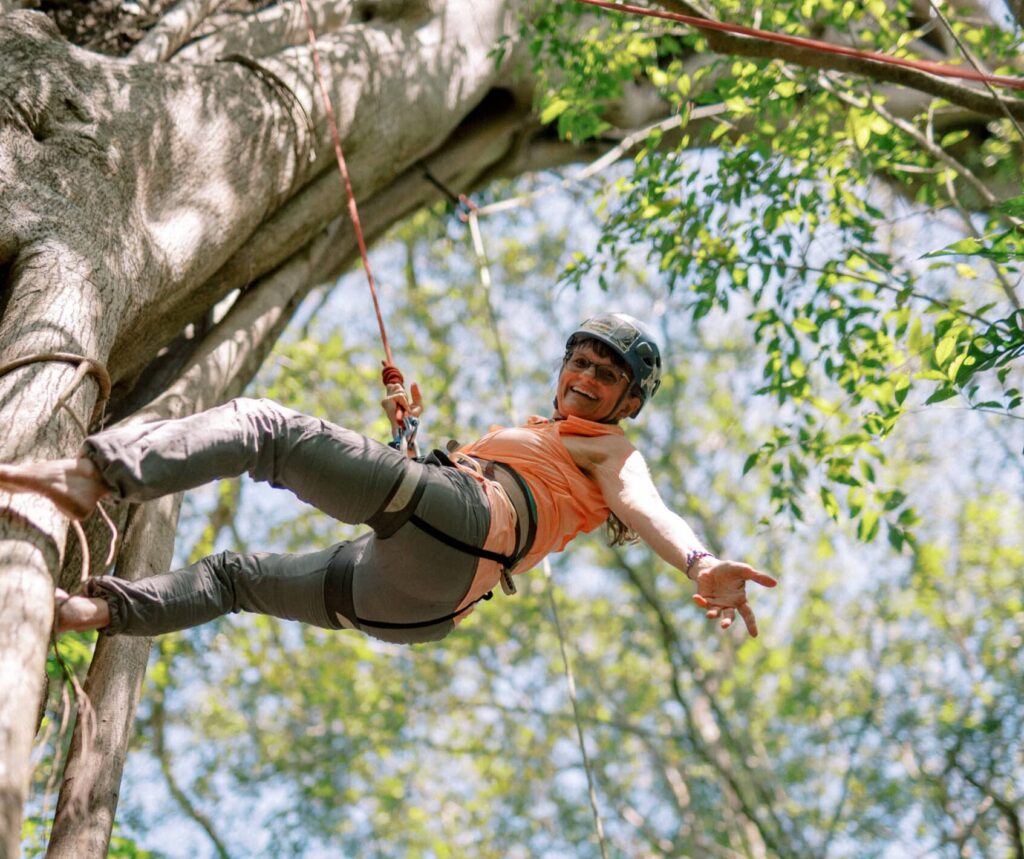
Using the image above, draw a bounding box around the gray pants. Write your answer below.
[82,398,490,644]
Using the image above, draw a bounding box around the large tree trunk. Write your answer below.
[0,3,533,853]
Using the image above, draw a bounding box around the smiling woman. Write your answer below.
[0,313,776,646]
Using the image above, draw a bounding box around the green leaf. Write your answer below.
[540,97,570,124]
[820,486,840,520]
[934,334,957,367]
[857,508,880,541]
[925,385,958,404]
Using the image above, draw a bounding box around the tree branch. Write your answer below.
[1009,0,1024,31]
[46,497,180,859]
[130,0,227,63]
[612,553,793,856]
[651,0,1024,119]
[173,0,357,63]
[150,684,233,859]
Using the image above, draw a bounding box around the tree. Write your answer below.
[1,0,1022,854]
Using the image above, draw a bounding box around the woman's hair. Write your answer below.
[563,335,642,547]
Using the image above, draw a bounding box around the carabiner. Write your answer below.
[392,414,420,459]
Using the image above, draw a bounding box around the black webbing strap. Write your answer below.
[364,464,428,539]
[409,514,516,567]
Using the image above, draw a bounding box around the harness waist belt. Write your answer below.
[341,450,538,631]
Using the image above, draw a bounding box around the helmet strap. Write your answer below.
[599,387,632,424]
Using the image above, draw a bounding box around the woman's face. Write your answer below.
[555,343,641,422]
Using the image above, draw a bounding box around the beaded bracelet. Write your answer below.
[684,549,714,578]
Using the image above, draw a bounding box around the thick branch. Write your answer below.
[652,0,1024,119]
[173,0,357,63]
[46,495,181,859]
[130,0,225,62]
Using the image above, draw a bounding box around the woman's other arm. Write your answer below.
[576,436,777,637]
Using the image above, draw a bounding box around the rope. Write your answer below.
[47,599,98,823]
[295,0,423,453]
[542,557,610,859]
[417,162,516,417]
[295,0,400,373]
[573,0,1024,91]
[465,210,516,419]
[0,352,111,430]
[416,169,607,851]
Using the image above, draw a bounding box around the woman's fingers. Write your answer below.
[738,602,759,637]
[743,566,778,589]
[693,563,774,637]
[409,383,424,417]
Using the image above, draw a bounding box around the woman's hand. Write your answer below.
[690,558,777,638]
[381,382,423,438]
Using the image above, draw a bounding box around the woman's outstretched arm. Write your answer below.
[583,437,777,637]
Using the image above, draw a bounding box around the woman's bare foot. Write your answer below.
[55,587,110,633]
[0,457,110,519]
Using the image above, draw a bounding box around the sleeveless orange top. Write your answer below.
[458,414,625,574]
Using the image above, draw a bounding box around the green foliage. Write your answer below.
[534,0,1023,546]
[105,185,1024,857]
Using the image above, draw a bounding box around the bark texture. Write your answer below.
[0,3,531,854]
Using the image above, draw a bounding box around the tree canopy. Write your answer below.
[1,0,1022,856]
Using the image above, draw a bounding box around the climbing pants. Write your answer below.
[82,398,491,644]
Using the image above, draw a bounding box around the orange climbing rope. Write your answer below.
[574,0,1024,92]
[295,0,418,452]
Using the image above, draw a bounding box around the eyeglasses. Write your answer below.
[564,355,629,386]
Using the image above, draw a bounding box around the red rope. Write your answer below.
[574,0,1024,91]
[296,0,402,384]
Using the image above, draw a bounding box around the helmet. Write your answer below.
[567,313,661,416]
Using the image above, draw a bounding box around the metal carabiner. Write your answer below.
[393,414,420,459]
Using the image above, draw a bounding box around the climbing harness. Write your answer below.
[573,0,1024,92]
[327,450,538,630]
[296,0,419,456]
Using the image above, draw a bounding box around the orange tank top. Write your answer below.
[458,414,625,574]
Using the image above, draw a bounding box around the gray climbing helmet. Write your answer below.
[568,313,662,416]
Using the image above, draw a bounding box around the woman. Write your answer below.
[0,313,776,642]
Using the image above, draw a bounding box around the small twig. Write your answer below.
[475,105,727,217]
[924,0,1024,147]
